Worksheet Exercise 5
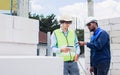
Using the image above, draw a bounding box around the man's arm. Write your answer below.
[50,32,61,53]
[87,31,109,51]
[75,37,80,55]
[74,36,81,61]
[78,31,109,51]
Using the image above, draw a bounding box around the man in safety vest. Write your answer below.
[51,15,80,75]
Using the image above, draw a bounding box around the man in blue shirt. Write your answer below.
[79,17,111,75]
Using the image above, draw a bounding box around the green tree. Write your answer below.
[29,13,40,20]
[39,14,60,33]
[29,13,60,33]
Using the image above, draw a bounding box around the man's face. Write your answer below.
[61,21,72,30]
[87,22,96,32]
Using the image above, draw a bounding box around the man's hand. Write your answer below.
[90,66,94,75]
[61,47,70,53]
[74,54,79,62]
[78,41,87,46]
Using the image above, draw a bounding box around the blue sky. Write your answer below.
[30,0,120,29]
[30,0,86,16]
[30,0,120,18]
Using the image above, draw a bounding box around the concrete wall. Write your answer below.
[0,56,63,75]
[0,14,39,56]
[0,14,63,75]
[85,17,120,75]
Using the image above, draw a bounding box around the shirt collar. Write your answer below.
[60,28,69,33]
[94,27,101,35]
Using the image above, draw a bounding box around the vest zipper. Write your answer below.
[63,32,72,61]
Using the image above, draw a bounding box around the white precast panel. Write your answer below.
[13,16,39,32]
[0,14,13,29]
[13,29,38,44]
[0,43,37,56]
[0,56,63,75]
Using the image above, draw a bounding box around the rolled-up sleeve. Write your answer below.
[75,37,80,55]
[50,32,61,53]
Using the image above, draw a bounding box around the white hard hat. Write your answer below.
[59,15,73,21]
[85,16,97,25]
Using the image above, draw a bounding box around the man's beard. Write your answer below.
[90,28,95,32]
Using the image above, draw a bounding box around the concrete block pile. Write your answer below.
[0,14,63,75]
[0,56,63,75]
[0,14,39,56]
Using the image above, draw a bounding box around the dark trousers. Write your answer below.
[94,62,110,75]
[64,62,80,75]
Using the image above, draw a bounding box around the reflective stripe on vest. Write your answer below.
[54,29,76,61]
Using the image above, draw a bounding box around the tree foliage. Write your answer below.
[29,13,60,33]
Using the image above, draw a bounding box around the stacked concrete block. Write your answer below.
[0,43,37,56]
[0,14,39,56]
[85,17,120,75]
[0,14,64,75]
[0,14,13,42]
[109,17,120,24]
[98,19,111,32]
[0,56,63,75]
[109,17,120,75]
[0,14,13,29]
[13,16,39,44]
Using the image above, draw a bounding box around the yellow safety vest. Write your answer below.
[54,29,76,61]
